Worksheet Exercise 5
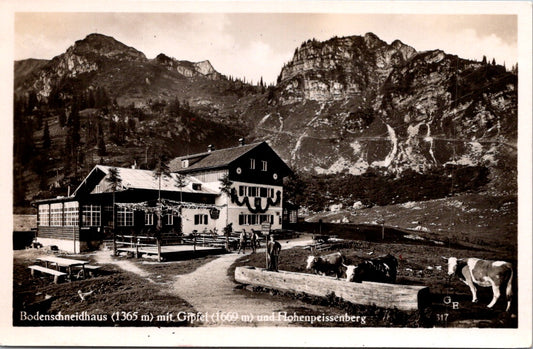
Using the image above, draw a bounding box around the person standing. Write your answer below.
[238,229,248,254]
[250,231,257,253]
[266,234,282,271]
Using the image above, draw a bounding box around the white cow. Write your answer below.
[446,257,513,312]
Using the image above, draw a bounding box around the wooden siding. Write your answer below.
[38,226,80,241]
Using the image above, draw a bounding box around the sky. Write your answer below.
[14,12,518,85]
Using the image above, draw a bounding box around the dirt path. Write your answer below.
[94,250,151,279]
[172,239,313,327]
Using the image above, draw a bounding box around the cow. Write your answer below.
[306,252,345,279]
[446,257,513,312]
[344,254,398,283]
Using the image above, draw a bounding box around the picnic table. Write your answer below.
[36,256,90,279]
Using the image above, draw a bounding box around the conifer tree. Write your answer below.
[106,167,122,232]
[97,119,107,156]
[152,153,171,229]
[42,120,51,149]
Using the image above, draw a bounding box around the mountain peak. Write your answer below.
[364,32,385,47]
[69,33,146,61]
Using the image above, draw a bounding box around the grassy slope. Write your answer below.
[306,193,517,252]
[13,249,216,327]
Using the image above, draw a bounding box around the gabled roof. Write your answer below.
[72,165,218,197]
[169,142,264,172]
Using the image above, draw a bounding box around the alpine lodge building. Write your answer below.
[34,141,293,252]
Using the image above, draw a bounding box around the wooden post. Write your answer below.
[72,226,76,254]
[157,239,161,262]
[265,234,269,269]
[135,239,139,259]
[112,231,117,256]
[377,218,385,240]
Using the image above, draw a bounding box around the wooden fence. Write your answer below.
[113,232,264,259]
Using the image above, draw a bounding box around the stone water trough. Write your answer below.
[235,266,430,311]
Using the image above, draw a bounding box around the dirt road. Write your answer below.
[172,239,314,326]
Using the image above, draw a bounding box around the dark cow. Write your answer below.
[446,257,513,312]
[306,252,345,279]
[344,254,398,283]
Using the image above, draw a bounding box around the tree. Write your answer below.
[58,110,66,127]
[27,91,38,115]
[219,173,234,250]
[482,55,487,64]
[42,120,51,149]
[174,173,188,203]
[219,173,233,196]
[168,97,181,119]
[105,167,122,233]
[152,155,171,229]
[97,120,107,156]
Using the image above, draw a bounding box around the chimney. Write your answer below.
[239,137,245,146]
[207,144,215,153]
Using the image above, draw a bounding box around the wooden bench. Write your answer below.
[28,265,67,284]
[84,265,101,277]
[73,265,102,278]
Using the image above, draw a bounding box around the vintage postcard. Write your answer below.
[1,0,531,347]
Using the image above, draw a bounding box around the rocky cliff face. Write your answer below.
[22,34,148,101]
[276,33,416,104]
[153,54,222,80]
[251,33,516,193]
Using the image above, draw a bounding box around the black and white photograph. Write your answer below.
[2,1,532,347]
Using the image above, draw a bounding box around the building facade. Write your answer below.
[34,141,293,252]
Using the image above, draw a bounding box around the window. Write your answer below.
[239,214,261,225]
[64,202,79,226]
[145,213,154,226]
[248,186,257,197]
[117,208,134,226]
[165,214,174,226]
[181,159,189,168]
[94,185,102,194]
[262,160,268,171]
[250,158,255,169]
[50,203,63,226]
[260,215,273,224]
[38,204,49,226]
[238,186,276,198]
[82,205,101,227]
[194,214,208,225]
[192,183,202,191]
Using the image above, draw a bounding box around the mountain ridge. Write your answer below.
[13,32,517,210]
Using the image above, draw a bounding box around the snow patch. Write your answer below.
[371,124,397,167]
[350,141,362,154]
[404,234,425,241]
[353,201,365,209]
[314,157,368,175]
[329,204,343,212]
[257,113,271,127]
[401,201,422,209]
